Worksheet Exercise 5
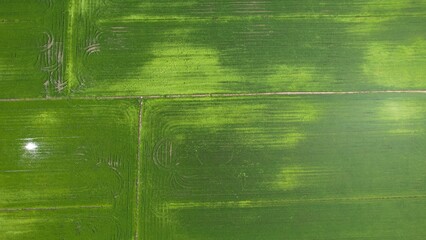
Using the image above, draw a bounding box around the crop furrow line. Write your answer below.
[0,204,111,212]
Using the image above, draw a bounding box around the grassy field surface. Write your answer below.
[140,94,426,239]
[0,99,139,239]
[1,1,426,239]
[1,0,426,98]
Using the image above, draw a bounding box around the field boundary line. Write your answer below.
[154,90,426,98]
[1,90,426,102]
[134,98,144,240]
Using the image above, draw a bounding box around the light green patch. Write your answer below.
[273,166,303,190]
[377,98,426,135]
[361,0,412,13]
[65,0,78,91]
[78,0,91,16]
[267,64,327,91]
[141,45,240,88]
[378,100,423,121]
[102,44,242,94]
[33,111,60,126]
[364,39,426,89]
[0,215,39,239]
[272,166,332,190]
[346,17,396,34]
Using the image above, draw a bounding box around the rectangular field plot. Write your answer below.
[70,0,426,96]
[0,1,69,98]
[0,100,139,239]
[140,94,426,239]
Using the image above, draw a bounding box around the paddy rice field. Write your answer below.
[1,0,426,239]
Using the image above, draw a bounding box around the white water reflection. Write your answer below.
[24,142,38,151]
